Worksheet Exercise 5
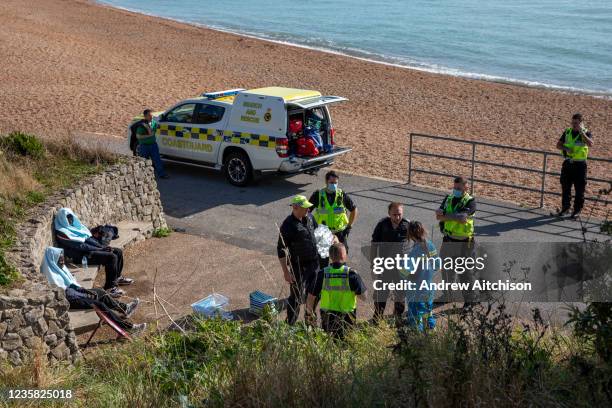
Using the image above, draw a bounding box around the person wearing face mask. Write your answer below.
[370,202,410,321]
[309,171,358,261]
[435,176,477,305]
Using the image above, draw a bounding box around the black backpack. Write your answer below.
[129,119,146,156]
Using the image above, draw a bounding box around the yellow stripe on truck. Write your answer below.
[156,125,282,150]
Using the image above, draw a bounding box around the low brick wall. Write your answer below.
[1,157,167,365]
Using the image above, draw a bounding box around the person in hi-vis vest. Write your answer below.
[309,171,358,265]
[554,113,594,219]
[305,243,366,338]
[435,176,477,304]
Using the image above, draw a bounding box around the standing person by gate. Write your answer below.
[555,113,594,219]
[435,177,477,305]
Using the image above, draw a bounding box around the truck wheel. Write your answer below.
[224,151,253,186]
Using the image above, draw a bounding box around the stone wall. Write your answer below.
[1,157,167,365]
[0,284,75,365]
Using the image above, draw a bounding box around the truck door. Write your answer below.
[156,103,197,160]
[191,102,228,164]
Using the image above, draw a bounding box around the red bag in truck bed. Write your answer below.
[296,136,319,157]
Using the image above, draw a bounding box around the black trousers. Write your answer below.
[560,160,587,213]
[321,310,356,338]
[67,288,133,330]
[439,236,477,303]
[372,267,406,319]
[286,260,319,325]
[87,248,124,289]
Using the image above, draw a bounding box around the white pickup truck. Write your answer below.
[128,87,351,186]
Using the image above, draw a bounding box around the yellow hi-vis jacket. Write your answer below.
[561,127,589,161]
[312,188,349,233]
[319,265,357,313]
[443,193,475,239]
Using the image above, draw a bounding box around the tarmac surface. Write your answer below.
[81,133,610,327]
[156,162,608,324]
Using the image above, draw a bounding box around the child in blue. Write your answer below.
[404,221,439,331]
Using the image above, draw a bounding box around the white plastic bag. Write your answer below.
[314,224,334,258]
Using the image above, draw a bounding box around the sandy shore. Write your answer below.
[1,0,610,211]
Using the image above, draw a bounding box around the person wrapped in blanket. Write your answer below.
[403,221,438,331]
[40,247,146,333]
[54,208,133,298]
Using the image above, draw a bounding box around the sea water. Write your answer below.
[99,0,612,96]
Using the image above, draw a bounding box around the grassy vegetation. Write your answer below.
[0,132,117,287]
[152,227,172,238]
[1,304,610,407]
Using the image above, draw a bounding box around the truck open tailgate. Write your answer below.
[278,146,352,173]
[302,146,352,164]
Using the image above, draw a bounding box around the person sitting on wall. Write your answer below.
[40,247,146,333]
[54,208,133,298]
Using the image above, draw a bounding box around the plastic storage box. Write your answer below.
[191,293,229,317]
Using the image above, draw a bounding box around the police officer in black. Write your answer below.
[277,195,320,325]
[555,113,594,219]
[370,202,410,320]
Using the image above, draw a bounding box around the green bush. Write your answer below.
[2,303,611,407]
[153,227,172,238]
[0,132,116,287]
[568,303,612,364]
[0,131,45,158]
[0,253,20,286]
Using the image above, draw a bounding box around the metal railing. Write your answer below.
[408,133,612,207]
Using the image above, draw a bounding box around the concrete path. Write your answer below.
[79,131,607,244]
[157,163,607,251]
[154,163,608,325]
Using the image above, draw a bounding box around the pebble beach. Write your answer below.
[1,0,610,211]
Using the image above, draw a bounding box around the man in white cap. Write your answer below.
[277,195,320,324]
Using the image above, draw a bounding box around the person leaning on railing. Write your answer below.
[555,113,594,219]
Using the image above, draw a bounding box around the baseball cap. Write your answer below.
[289,195,313,208]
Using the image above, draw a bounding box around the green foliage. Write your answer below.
[5,305,600,407]
[0,132,117,286]
[0,197,23,286]
[0,131,45,158]
[568,303,612,363]
[0,253,20,286]
[153,227,172,238]
[144,317,395,406]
